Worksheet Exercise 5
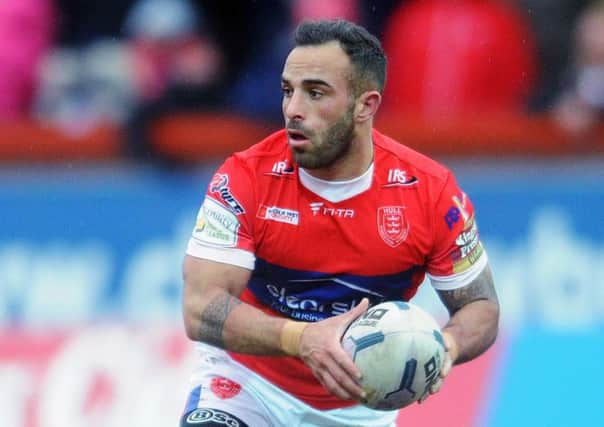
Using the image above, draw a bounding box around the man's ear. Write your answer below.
[354,90,382,123]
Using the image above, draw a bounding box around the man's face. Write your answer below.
[281,41,357,169]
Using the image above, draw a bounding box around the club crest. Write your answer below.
[377,206,409,247]
[210,377,241,399]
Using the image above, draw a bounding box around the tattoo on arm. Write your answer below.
[197,293,242,348]
[437,264,500,363]
[437,264,498,316]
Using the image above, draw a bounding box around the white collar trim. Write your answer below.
[298,163,374,203]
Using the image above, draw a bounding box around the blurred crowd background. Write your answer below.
[1,2,603,427]
[1,0,604,160]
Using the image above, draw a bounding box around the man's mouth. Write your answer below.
[287,129,310,147]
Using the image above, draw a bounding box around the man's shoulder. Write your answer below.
[232,129,289,164]
[219,129,291,179]
[373,129,452,182]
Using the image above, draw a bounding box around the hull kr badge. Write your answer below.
[377,206,409,247]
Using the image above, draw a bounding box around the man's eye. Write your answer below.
[282,87,293,97]
[309,90,323,99]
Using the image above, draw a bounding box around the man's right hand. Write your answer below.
[298,298,369,401]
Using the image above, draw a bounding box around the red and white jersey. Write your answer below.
[187,128,487,410]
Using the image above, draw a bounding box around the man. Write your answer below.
[180,19,499,427]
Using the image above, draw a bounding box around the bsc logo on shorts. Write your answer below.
[186,408,248,427]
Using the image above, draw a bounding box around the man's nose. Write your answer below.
[284,91,306,121]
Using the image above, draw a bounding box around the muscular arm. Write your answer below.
[182,254,368,400]
[182,255,289,355]
[436,263,500,364]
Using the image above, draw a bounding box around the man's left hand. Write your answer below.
[419,331,458,404]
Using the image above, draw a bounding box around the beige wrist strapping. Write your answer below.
[280,321,309,356]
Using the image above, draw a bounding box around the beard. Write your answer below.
[288,103,356,170]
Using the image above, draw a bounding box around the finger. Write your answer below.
[439,353,453,379]
[343,298,369,326]
[429,376,443,395]
[315,368,354,400]
[336,299,370,380]
[322,355,366,399]
[306,351,364,400]
[335,344,363,381]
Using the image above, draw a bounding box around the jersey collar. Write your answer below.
[298,163,374,203]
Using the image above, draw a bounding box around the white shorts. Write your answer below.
[182,343,398,427]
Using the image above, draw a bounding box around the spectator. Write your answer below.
[36,0,224,139]
[123,0,224,105]
[123,0,227,156]
[0,0,55,119]
[381,0,537,120]
[553,0,604,143]
[34,40,134,132]
[34,1,137,131]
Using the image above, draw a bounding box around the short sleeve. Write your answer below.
[426,172,488,290]
[186,156,256,270]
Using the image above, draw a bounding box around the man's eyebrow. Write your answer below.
[301,79,333,88]
[280,77,333,89]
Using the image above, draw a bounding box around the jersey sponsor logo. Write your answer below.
[265,283,369,320]
[453,242,484,273]
[455,218,478,247]
[265,159,295,176]
[452,192,470,223]
[186,408,247,426]
[257,205,299,225]
[309,202,355,218]
[383,168,419,187]
[444,206,461,229]
[249,259,421,321]
[193,197,239,247]
[264,278,388,321]
[209,173,245,214]
[451,217,484,273]
[445,193,470,229]
[210,377,242,400]
[309,202,323,215]
[377,206,409,247]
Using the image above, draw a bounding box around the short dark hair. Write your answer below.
[293,19,387,96]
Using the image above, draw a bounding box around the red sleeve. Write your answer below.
[427,172,485,278]
[191,155,256,254]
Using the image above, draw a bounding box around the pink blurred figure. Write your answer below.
[292,0,359,23]
[0,0,55,119]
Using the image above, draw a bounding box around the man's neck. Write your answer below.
[301,129,374,182]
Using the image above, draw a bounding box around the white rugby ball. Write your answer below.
[342,301,446,410]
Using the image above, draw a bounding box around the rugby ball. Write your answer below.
[342,301,446,410]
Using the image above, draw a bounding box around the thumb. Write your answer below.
[343,298,370,326]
